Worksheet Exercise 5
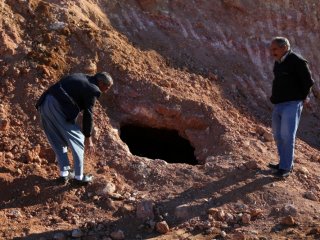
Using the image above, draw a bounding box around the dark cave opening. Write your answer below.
[120,124,198,165]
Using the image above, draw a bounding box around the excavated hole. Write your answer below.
[120,124,198,165]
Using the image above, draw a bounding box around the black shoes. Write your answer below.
[73,174,93,186]
[56,171,93,185]
[273,169,290,178]
[57,170,75,184]
[268,163,292,178]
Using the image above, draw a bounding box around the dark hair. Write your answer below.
[272,37,291,50]
[94,72,113,86]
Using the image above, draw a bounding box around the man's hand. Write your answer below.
[84,137,95,156]
[303,97,313,111]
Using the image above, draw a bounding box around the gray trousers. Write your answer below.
[39,94,84,176]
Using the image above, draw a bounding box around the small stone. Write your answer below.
[241,213,251,224]
[7,209,22,218]
[256,126,264,135]
[304,191,318,201]
[109,193,124,200]
[208,208,226,221]
[71,229,83,238]
[110,230,125,240]
[0,119,9,131]
[119,204,135,214]
[156,221,170,234]
[220,230,227,238]
[281,216,295,226]
[17,168,23,175]
[298,167,309,175]
[206,226,220,235]
[33,185,40,195]
[50,21,66,30]
[230,232,246,240]
[244,160,258,170]
[5,152,14,159]
[105,198,117,211]
[195,220,211,230]
[217,210,226,221]
[104,182,116,195]
[93,195,99,200]
[236,213,243,221]
[282,204,298,216]
[243,140,250,147]
[123,192,131,198]
[208,208,219,215]
[234,202,248,211]
[128,197,136,202]
[250,208,263,218]
[263,132,273,142]
[224,213,235,223]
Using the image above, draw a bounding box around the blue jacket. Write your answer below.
[36,73,101,137]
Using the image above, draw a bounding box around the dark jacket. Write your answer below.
[270,51,314,104]
[36,73,101,137]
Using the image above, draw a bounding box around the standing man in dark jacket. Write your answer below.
[36,72,113,184]
[268,37,314,178]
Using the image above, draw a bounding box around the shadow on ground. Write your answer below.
[17,168,278,239]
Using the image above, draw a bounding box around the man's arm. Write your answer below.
[83,105,94,138]
[298,60,314,99]
[82,95,97,155]
[84,137,94,155]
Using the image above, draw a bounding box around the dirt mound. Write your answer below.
[1,0,320,239]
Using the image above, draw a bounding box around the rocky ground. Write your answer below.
[1,0,320,239]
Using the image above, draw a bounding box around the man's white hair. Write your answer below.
[272,37,291,50]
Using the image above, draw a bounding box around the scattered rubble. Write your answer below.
[0,0,320,239]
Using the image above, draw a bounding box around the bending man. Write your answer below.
[36,72,113,184]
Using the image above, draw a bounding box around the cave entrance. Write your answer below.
[120,124,197,165]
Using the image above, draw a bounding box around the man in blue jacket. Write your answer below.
[36,72,113,184]
[268,37,314,178]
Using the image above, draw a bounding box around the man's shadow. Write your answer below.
[17,167,278,240]
[0,174,71,210]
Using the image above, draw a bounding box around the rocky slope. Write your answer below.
[1,0,320,239]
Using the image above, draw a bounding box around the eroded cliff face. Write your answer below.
[102,0,320,105]
[1,0,320,239]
